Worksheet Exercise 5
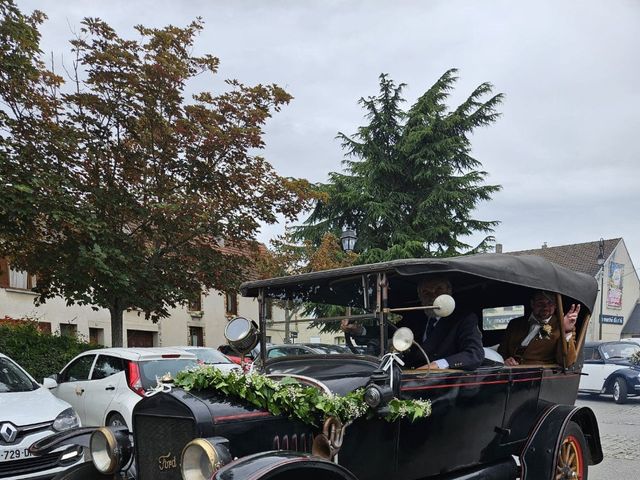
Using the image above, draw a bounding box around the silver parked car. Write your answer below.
[0,352,83,479]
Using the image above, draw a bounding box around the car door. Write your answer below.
[82,355,127,426]
[580,346,609,391]
[397,364,510,478]
[53,354,96,424]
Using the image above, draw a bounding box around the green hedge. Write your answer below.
[0,322,99,382]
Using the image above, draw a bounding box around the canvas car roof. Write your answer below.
[241,253,598,312]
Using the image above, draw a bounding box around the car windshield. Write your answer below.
[187,349,233,365]
[601,343,640,359]
[0,357,38,393]
[138,359,196,390]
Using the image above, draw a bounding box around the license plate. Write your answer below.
[0,447,32,462]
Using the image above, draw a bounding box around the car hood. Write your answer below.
[606,359,640,369]
[1,386,72,425]
[262,355,379,395]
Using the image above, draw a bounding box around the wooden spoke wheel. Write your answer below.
[555,422,587,480]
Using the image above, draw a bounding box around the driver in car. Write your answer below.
[341,277,484,370]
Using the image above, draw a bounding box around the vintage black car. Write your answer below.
[35,254,603,480]
[578,340,640,403]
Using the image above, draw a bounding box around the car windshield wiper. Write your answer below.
[607,356,625,359]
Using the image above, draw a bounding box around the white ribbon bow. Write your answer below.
[380,353,405,390]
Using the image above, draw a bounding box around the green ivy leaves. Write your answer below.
[175,366,431,427]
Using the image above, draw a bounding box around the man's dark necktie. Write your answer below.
[424,317,436,342]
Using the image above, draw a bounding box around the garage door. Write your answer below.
[127,330,155,347]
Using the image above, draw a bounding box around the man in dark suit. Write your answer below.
[342,277,484,370]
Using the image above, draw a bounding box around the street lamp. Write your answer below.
[597,238,605,340]
[340,228,357,253]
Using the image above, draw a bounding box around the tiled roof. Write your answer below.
[621,303,640,336]
[507,238,621,277]
[217,240,268,282]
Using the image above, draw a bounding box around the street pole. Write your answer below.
[597,238,605,341]
[599,269,604,340]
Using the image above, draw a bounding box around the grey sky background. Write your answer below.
[18,0,640,269]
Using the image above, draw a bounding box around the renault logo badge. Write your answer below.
[0,423,18,443]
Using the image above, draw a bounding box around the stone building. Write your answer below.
[0,257,336,348]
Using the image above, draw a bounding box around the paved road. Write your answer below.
[576,393,640,480]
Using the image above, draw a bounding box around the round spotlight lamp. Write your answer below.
[90,428,131,474]
[182,438,232,480]
[392,327,414,352]
[224,317,259,355]
[433,294,455,318]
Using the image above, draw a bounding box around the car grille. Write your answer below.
[0,451,59,478]
[134,415,196,480]
[0,421,52,447]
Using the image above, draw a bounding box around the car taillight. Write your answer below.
[127,362,145,397]
[161,354,180,358]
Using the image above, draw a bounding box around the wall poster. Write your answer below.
[606,262,624,309]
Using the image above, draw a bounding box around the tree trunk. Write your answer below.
[109,303,124,347]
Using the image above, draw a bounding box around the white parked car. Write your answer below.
[47,347,198,431]
[578,341,640,404]
[0,352,83,480]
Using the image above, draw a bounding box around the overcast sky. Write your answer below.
[18,0,640,270]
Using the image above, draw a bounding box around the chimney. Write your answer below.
[495,243,503,253]
[542,242,548,249]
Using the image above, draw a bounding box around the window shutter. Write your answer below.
[0,258,9,288]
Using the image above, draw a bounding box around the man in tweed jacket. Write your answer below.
[498,291,579,366]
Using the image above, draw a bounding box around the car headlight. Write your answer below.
[181,437,232,480]
[53,408,80,432]
[364,384,393,408]
[90,427,132,474]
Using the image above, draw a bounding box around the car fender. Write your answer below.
[29,426,99,455]
[102,388,137,428]
[520,404,603,479]
[50,461,116,480]
[602,367,638,393]
[213,451,358,480]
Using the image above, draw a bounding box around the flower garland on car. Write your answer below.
[629,350,640,366]
[174,366,431,427]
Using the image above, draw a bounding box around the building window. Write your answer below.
[189,326,204,347]
[89,327,104,345]
[188,293,202,312]
[8,268,36,290]
[225,292,238,316]
[334,336,345,345]
[60,323,77,338]
[127,329,156,347]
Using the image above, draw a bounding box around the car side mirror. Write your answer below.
[42,377,58,389]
